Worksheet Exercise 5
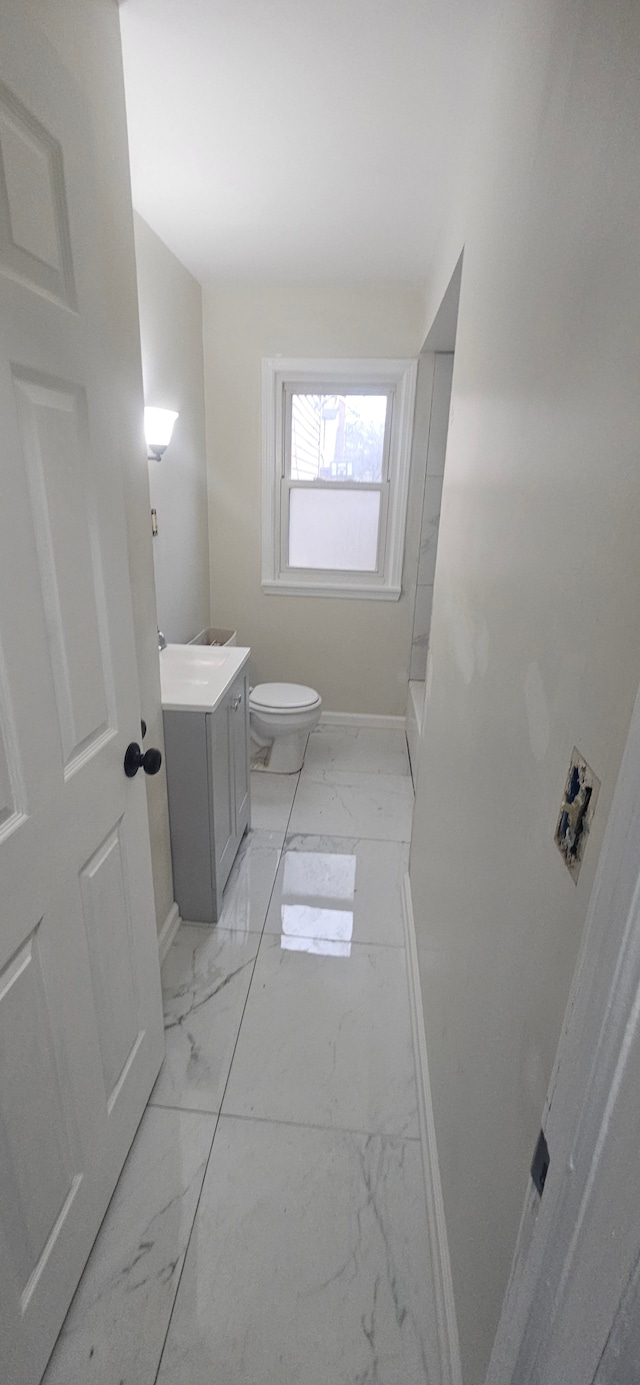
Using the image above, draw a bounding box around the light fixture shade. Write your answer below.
[144,406,179,459]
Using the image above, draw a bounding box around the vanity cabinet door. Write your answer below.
[231,675,250,840]
[207,699,236,903]
[165,668,251,925]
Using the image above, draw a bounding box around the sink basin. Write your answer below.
[160,642,251,713]
[162,644,231,672]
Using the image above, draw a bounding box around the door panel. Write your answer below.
[0,650,24,839]
[0,81,76,309]
[13,371,113,769]
[0,8,164,1382]
[79,826,141,1106]
[0,929,78,1293]
[0,736,16,830]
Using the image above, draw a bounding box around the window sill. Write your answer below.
[261,580,402,602]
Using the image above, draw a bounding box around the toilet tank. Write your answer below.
[189,627,237,647]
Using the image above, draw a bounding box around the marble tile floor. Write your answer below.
[43,726,440,1385]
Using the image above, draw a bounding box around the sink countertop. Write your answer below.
[160,643,251,714]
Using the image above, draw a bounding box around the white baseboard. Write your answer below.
[158,901,181,964]
[319,710,406,730]
[402,873,463,1385]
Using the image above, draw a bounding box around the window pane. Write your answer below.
[288,487,381,571]
[290,393,387,482]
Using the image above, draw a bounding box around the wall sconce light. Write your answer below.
[144,406,179,461]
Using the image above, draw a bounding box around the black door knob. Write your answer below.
[124,742,162,778]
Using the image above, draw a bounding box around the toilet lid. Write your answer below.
[250,682,320,712]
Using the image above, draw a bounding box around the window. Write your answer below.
[262,358,417,599]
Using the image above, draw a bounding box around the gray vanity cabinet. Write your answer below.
[232,679,250,829]
[163,671,251,923]
[209,694,237,890]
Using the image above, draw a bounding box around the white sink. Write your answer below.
[160,642,251,713]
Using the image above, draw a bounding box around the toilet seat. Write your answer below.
[249,681,322,772]
[249,682,321,713]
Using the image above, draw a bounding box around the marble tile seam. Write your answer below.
[151,782,297,1385]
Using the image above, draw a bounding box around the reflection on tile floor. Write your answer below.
[264,834,410,947]
[222,935,419,1135]
[45,727,439,1385]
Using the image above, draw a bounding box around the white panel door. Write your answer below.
[0,10,164,1385]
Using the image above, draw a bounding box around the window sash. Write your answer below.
[280,479,389,580]
[283,384,394,486]
[262,357,418,601]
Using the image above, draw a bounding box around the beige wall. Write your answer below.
[37,0,175,938]
[203,282,425,713]
[410,1,640,1381]
[133,213,210,644]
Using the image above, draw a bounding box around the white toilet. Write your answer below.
[249,682,322,773]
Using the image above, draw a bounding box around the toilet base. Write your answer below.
[251,728,309,774]
[249,688,322,773]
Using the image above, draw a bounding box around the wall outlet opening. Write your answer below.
[555,748,600,882]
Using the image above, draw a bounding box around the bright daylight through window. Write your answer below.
[262,359,417,599]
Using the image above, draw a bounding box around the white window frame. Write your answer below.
[261,357,417,600]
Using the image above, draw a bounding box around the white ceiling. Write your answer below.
[119,0,496,286]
